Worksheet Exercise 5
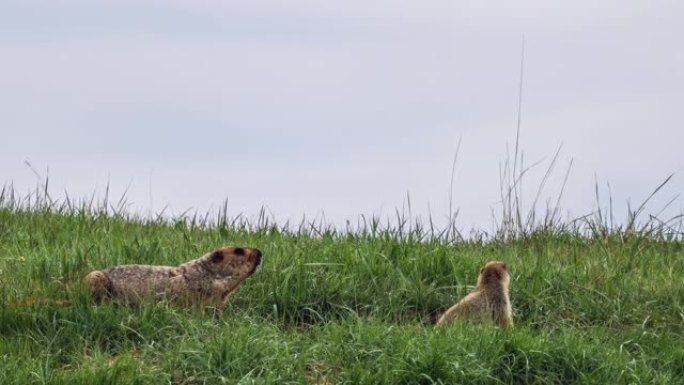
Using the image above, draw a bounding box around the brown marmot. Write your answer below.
[436,261,512,327]
[85,246,262,309]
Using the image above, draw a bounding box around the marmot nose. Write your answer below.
[254,249,262,266]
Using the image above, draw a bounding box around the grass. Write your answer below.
[1,187,684,384]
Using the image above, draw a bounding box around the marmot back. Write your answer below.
[85,246,262,309]
[436,261,512,327]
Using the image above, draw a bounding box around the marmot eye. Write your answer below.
[234,247,245,256]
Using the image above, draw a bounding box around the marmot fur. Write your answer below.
[85,246,262,309]
[436,261,512,327]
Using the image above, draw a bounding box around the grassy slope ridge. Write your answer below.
[1,207,683,384]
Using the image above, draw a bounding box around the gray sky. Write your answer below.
[2,0,683,231]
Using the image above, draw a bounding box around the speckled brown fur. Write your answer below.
[436,261,512,328]
[85,246,262,309]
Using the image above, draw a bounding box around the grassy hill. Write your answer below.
[1,196,683,384]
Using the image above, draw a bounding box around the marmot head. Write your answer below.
[204,246,263,278]
[477,261,509,287]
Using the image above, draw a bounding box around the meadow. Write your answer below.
[1,186,683,384]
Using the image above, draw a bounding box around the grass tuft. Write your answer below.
[1,177,683,383]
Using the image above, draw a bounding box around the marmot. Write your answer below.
[85,246,262,309]
[436,261,512,327]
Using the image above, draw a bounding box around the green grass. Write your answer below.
[1,196,684,384]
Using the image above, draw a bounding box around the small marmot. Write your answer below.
[85,246,262,309]
[436,261,512,327]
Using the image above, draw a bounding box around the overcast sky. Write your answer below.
[1,0,683,232]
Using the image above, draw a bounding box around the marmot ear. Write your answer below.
[233,247,245,256]
[211,251,225,263]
